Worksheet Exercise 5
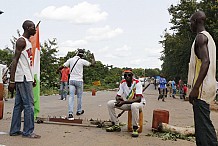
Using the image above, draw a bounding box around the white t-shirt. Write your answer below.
[64,56,91,82]
[117,78,145,104]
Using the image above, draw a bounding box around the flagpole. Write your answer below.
[36,21,41,28]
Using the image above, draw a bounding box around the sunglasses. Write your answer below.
[124,73,132,78]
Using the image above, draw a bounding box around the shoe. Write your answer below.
[22,133,41,139]
[132,129,139,137]
[10,131,23,136]
[68,114,74,120]
[106,125,121,132]
[62,98,66,101]
[76,110,84,116]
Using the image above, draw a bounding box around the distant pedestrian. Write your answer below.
[183,84,187,100]
[171,79,176,98]
[178,79,184,99]
[57,67,70,100]
[2,66,10,101]
[158,75,167,102]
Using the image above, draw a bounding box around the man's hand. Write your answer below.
[33,79,37,87]
[189,87,199,104]
[115,101,125,107]
[8,82,15,93]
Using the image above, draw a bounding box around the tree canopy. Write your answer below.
[160,0,218,83]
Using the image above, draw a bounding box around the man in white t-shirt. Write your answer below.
[61,49,95,120]
[106,70,146,137]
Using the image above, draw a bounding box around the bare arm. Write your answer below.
[115,96,141,107]
[189,33,209,104]
[8,38,26,92]
[90,53,96,66]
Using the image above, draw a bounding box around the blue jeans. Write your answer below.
[10,76,34,136]
[60,81,68,99]
[68,80,83,114]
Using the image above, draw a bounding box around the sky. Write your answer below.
[0,0,180,69]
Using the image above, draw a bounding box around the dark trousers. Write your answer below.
[193,99,218,146]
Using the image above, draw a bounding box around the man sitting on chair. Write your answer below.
[106,69,146,137]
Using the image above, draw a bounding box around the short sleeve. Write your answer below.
[81,59,91,66]
[135,81,143,95]
[64,59,71,67]
[117,83,124,96]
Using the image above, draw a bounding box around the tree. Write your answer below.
[0,48,14,66]
[40,38,60,91]
[160,0,218,82]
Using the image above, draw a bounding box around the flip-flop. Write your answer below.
[22,133,41,139]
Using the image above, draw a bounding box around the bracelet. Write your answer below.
[10,81,15,84]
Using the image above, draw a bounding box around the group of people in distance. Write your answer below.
[157,77,188,102]
[6,10,218,145]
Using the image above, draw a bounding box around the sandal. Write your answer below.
[23,133,41,139]
[10,131,23,136]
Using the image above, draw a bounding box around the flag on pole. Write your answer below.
[30,22,41,119]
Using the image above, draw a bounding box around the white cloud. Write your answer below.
[60,39,87,47]
[85,25,123,41]
[94,45,162,69]
[35,2,108,24]
[57,39,87,57]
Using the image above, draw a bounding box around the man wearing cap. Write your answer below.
[59,49,95,120]
[106,70,146,137]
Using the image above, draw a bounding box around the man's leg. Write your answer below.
[20,78,35,136]
[63,82,68,100]
[107,100,119,125]
[9,83,23,136]
[76,81,83,114]
[60,82,64,100]
[68,80,76,117]
[106,100,130,132]
[193,99,218,146]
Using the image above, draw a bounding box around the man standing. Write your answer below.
[158,75,167,102]
[106,70,146,137]
[188,11,218,146]
[58,67,70,100]
[9,20,40,138]
[62,49,95,120]
[171,79,176,98]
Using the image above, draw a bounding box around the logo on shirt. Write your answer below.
[26,48,33,66]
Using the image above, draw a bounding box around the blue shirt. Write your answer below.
[171,80,176,89]
[159,77,167,89]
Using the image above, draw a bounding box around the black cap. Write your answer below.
[77,49,85,56]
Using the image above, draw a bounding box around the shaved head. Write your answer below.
[22,20,34,30]
[191,11,206,22]
[190,11,206,33]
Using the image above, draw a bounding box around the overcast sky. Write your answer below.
[0,0,180,69]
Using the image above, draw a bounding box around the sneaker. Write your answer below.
[68,114,74,120]
[131,129,139,137]
[76,110,84,116]
[106,125,121,132]
[62,98,66,101]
